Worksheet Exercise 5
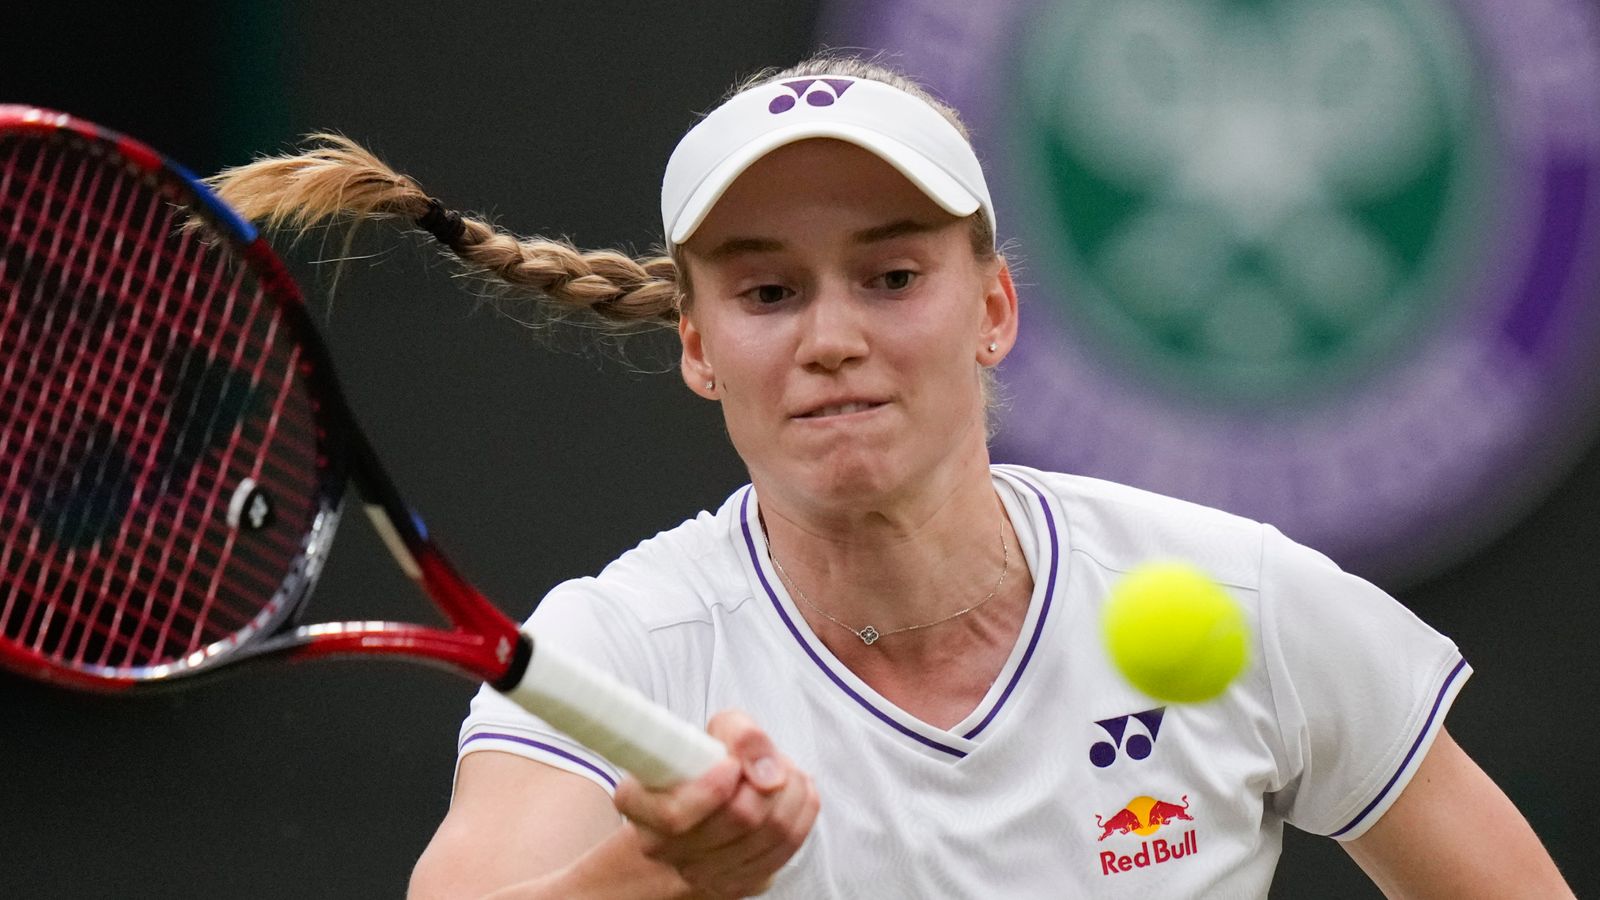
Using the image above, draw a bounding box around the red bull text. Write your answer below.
[1099,830,1198,875]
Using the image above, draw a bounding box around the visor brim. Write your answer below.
[668,122,983,246]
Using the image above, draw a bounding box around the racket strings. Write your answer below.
[3,209,288,659]
[0,131,322,675]
[1,201,261,664]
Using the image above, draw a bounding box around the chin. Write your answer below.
[797,448,915,508]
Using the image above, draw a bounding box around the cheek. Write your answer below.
[894,313,990,426]
[708,330,788,437]
[711,328,786,395]
[897,299,985,382]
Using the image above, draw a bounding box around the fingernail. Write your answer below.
[752,757,781,788]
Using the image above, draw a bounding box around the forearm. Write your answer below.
[480,825,698,900]
[421,717,812,900]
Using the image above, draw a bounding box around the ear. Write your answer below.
[978,259,1020,366]
[680,311,718,400]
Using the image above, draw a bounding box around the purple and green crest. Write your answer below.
[824,0,1600,581]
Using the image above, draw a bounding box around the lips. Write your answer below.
[795,399,887,419]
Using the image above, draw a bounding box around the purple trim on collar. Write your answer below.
[961,472,1059,739]
[1329,657,1469,837]
[740,471,1060,757]
[739,490,966,759]
[461,732,618,789]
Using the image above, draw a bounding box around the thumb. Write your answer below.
[707,709,785,793]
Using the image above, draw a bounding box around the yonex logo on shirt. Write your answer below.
[1089,706,1165,768]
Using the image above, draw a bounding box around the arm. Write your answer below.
[408,750,693,900]
[1343,728,1572,899]
[409,712,817,900]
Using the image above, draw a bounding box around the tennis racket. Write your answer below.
[0,106,724,787]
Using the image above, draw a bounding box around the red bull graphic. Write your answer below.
[1145,795,1193,828]
[1094,807,1143,841]
[1092,795,1199,876]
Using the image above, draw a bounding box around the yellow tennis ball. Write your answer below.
[1102,562,1249,704]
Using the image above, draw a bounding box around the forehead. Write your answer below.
[683,139,956,252]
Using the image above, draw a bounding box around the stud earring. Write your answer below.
[987,342,998,353]
[706,379,716,391]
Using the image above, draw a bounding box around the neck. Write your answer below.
[757,456,1020,640]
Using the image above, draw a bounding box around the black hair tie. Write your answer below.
[416,198,467,248]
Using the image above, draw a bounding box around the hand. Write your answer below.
[613,710,819,898]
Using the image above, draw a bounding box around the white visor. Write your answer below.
[661,75,994,246]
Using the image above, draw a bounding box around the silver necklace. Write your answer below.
[769,523,1010,646]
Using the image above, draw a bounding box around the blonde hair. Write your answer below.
[209,136,680,329]
[206,52,996,330]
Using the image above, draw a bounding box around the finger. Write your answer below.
[708,710,786,793]
[664,772,782,857]
[665,749,809,860]
[650,758,812,889]
[616,754,741,839]
[727,766,820,871]
[680,768,819,894]
[701,805,815,897]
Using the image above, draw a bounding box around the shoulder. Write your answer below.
[540,486,754,633]
[996,464,1267,589]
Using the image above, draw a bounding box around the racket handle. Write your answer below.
[501,628,727,788]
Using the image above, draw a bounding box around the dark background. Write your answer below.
[2,3,1596,897]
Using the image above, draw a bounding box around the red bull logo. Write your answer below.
[1092,795,1198,876]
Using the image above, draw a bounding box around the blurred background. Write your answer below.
[3,1,1597,896]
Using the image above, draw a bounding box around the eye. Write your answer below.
[746,284,794,305]
[874,269,917,291]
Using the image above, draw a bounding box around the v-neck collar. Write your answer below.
[734,466,1064,761]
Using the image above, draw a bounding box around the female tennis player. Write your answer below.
[212,55,1571,899]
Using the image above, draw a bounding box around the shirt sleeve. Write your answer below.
[1258,524,1471,840]
[455,578,659,796]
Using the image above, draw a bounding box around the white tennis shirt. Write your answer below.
[459,465,1468,897]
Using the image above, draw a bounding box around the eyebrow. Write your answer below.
[850,218,945,245]
[700,218,946,262]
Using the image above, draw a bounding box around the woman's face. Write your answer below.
[678,139,1016,513]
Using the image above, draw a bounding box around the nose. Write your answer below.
[794,281,867,372]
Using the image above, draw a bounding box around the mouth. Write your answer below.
[795,400,888,420]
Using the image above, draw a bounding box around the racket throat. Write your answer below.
[364,503,422,579]
[489,632,534,692]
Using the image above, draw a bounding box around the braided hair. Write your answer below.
[206,53,993,333]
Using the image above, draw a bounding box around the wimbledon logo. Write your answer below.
[824,0,1600,580]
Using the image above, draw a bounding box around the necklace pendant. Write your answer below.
[858,625,881,645]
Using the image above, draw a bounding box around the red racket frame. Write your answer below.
[0,106,529,694]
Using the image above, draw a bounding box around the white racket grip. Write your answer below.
[500,628,726,788]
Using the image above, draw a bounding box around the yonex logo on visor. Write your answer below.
[768,79,857,114]
[661,74,996,245]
